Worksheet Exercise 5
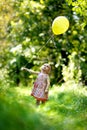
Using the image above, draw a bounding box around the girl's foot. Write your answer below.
[36,100,40,106]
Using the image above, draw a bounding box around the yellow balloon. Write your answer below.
[52,16,69,35]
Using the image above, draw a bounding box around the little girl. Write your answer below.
[21,63,51,105]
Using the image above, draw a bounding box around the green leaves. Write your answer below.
[0,0,87,85]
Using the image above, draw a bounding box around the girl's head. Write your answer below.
[41,63,51,74]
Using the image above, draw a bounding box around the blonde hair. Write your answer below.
[41,63,51,74]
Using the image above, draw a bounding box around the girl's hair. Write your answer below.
[41,63,51,74]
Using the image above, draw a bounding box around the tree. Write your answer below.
[1,0,87,85]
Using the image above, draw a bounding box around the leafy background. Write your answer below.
[0,0,87,130]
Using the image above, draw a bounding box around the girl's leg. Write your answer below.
[41,100,46,104]
[36,100,40,106]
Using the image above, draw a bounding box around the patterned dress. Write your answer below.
[31,72,50,101]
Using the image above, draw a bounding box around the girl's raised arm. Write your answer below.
[21,67,39,75]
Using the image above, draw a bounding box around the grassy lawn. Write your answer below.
[0,82,87,130]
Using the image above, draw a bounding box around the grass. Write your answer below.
[0,82,87,130]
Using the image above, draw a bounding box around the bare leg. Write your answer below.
[36,100,40,106]
[41,101,46,104]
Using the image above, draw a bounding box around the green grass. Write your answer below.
[0,82,87,130]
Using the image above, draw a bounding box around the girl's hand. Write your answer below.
[45,89,48,94]
[21,67,26,71]
[21,67,39,74]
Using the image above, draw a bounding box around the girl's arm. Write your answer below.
[45,76,50,93]
[21,67,39,75]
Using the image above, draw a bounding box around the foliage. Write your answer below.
[0,0,14,40]
[62,52,81,83]
[0,0,87,85]
[0,1,87,129]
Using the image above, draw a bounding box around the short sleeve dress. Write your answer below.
[31,72,50,101]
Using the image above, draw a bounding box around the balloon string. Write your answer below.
[23,34,54,68]
[10,35,54,76]
[37,34,54,53]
